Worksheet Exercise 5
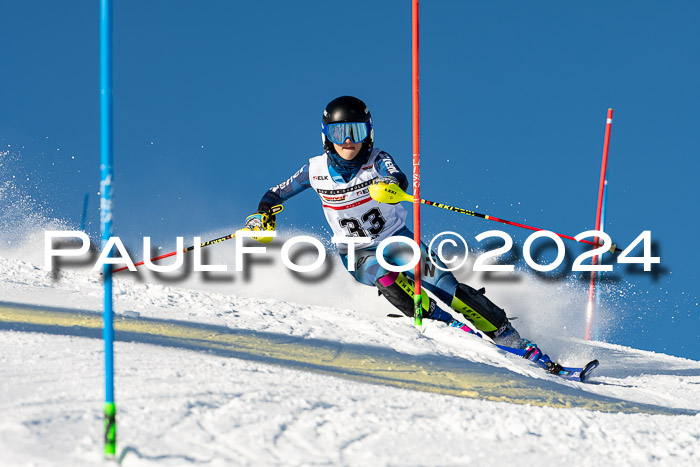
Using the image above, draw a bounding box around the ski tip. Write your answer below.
[580,359,600,382]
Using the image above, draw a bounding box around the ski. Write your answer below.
[436,319,601,383]
[541,359,599,383]
[496,344,599,383]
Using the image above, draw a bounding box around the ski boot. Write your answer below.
[491,322,552,363]
[522,340,543,361]
[519,339,565,374]
[535,353,564,374]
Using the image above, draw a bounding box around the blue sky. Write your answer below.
[1,1,698,359]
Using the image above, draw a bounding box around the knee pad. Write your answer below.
[375,271,435,318]
[450,283,508,334]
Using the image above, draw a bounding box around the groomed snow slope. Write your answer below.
[1,252,699,466]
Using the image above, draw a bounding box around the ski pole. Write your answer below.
[369,184,621,253]
[111,204,283,274]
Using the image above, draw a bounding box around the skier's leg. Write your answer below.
[384,229,509,333]
[340,231,546,361]
[338,248,462,326]
[391,229,546,360]
[374,271,456,323]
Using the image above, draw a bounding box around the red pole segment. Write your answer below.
[585,108,613,341]
[412,0,422,327]
[595,109,613,235]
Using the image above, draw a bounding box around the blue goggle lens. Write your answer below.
[325,122,369,145]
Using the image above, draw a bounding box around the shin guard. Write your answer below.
[450,283,508,335]
[375,271,435,318]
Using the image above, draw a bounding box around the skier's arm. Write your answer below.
[244,164,311,238]
[374,151,409,191]
[257,163,311,213]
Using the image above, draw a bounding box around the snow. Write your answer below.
[1,234,699,466]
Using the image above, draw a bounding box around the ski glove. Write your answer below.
[242,209,276,244]
[244,210,276,232]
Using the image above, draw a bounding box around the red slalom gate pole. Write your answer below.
[585,108,613,341]
[412,0,422,327]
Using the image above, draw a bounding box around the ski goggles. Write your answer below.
[324,122,370,145]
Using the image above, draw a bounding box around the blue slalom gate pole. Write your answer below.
[100,0,116,457]
[80,193,89,232]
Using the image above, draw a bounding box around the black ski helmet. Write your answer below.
[321,96,374,155]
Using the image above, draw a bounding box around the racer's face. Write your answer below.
[333,139,363,161]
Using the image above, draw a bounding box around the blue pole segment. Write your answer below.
[80,193,89,232]
[100,0,117,456]
[100,0,114,406]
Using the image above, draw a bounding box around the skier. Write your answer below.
[244,95,561,372]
